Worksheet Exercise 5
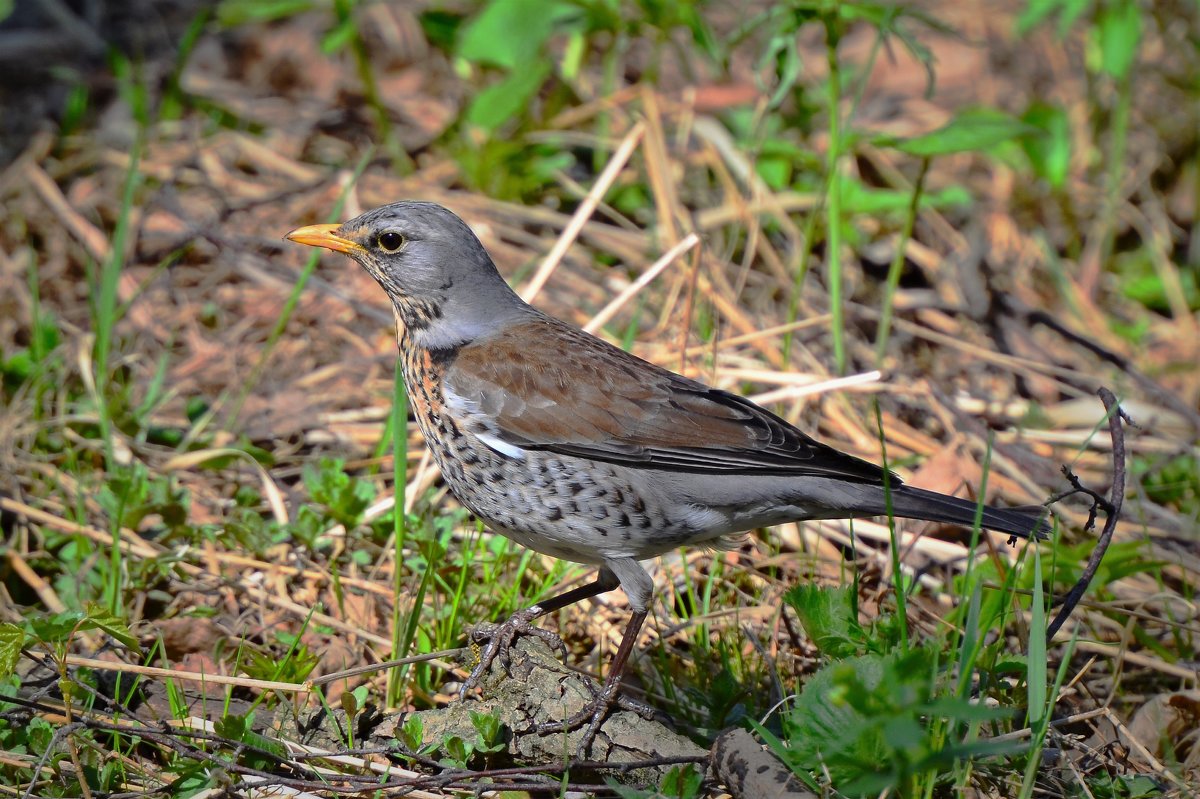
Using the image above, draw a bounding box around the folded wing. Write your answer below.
[443,317,893,484]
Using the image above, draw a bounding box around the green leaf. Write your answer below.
[214,712,250,741]
[840,181,971,215]
[28,610,88,643]
[0,623,26,677]
[215,711,287,769]
[457,0,578,69]
[242,727,288,762]
[166,763,219,798]
[469,708,503,749]
[34,313,60,356]
[876,109,1038,157]
[397,714,424,752]
[1016,0,1091,37]
[561,30,586,80]
[1095,0,1141,79]
[660,763,704,798]
[304,457,377,527]
[341,689,359,719]
[922,695,1013,723]
[464,63,552,132]
[1086,773,1167,799]
[1021,103,1071,189]
[761,33,805,109]
[779,653,893,777]
[1137,453,1200,510]
[243,642,318,685]
[881,716,924,750]
[26,717,55,756]
[217,0,312,27]
[81,603,139,650]
[419,10,466,52]
[765,646,969,788]
[185,396,210,422]
[784,584,859,657]
[1027,548,1047,726]
[321,16,358,55]
[441,734,472,767]
[1,350,32,384]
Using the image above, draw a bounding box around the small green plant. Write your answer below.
[467,708,507,756]
[96,462,192,535]
[1081,772,1165,799]
[405,709,506,769]
[242,638,320,690]
[0,606,139,679]
[1019,0,1146,283]
[1133,453,1200,517]
[304,456,378,528]
[759,584,1026,796]
[609,762,704,799]
[213,712,290,771]
[0,604,141,792]
[0,311,60,395]
[395,714,440,763]
[0,715,57,786]
[340,685,371,747]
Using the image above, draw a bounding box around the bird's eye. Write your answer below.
[377,231,405,252]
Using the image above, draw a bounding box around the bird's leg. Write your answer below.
[535,608,651,758]
[460,570,620,699]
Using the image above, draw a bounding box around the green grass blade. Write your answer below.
[388,358,410,707]
[824,14,846,375]
[874,158,930,366]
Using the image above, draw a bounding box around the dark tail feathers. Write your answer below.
[882,485,1050,541]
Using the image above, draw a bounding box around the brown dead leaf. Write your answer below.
[908,445,981,497]
[1085,692,1200,770]
[157,617,226,659]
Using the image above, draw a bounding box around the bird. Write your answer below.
[286,201,1049,755]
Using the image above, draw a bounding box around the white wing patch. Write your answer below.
[476,432,528,460]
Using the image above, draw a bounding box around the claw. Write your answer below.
[534,608,652,759]
[453,575,647,763]
[459,605,567,699]
[534,675,656,759]
[534,680,616,758]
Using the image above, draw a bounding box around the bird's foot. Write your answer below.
[459,605,566,699]
[534,676,656,759]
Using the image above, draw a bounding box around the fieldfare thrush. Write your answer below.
[287,201,1049,755]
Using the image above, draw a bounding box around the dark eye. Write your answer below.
[377,231,405,252]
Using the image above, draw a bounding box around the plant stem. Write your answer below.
[824,13,846,374]
[388,358,410,707]
[875,158,930,366]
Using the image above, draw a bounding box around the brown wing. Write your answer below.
[442,316,894,484]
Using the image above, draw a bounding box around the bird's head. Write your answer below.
[286,201,527,348]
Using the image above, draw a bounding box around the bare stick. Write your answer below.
[521,121,646,303]
[1045,387,1130,640]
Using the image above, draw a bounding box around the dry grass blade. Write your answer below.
[583,232,699,333]
[521,120,646,301]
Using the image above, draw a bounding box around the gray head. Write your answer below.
[287,201,529,348]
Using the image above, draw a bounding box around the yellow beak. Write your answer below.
[285,223,366,256]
